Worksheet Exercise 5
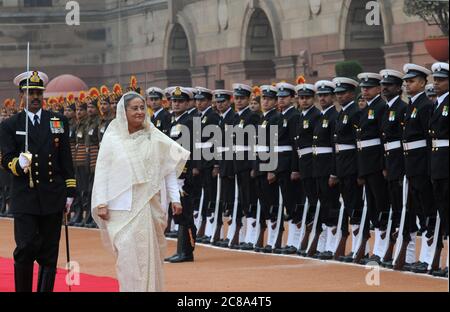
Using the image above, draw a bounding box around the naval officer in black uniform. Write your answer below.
[147,87,171,136]
[0,71,76,292]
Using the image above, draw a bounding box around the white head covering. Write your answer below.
[91,91,190,251]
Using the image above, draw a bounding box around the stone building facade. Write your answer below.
[0,0,443,99]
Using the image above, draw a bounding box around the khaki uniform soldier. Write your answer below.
[69,103,90,226]
[75,100,100,228]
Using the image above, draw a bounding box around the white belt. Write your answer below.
[297,147,313,157]
[313,147,333,155]
[403,140,427,151]
[357,138,381,149]
[233,145,251,152]
[384,141,402,151]
[254,146,270,153]
[195,142,213,149]
[216,147,230,153]
[432,139,449,148]
[335,144,356,152]
[274,146,293,153]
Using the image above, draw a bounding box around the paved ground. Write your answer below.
[0,218,447,292]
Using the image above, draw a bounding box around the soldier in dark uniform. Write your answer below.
[146,86,174,235]
[192,87,220,243]
[165,87,197,263]
[184,88,203,230]
[272,82,302,254]
[356,72,389,265]
[0,71,76,292]
[307,80,340,259]
[429,62,449,277]
[292,83,321,255]
[332,77,366,263]
[63,102,79,224]
[211,90,236,247]
[230,83,260,249]
[251,85,280,252]
[401,64,436,273]
[147,87,171,136]
[425,84,438,103]
[378,69,409,268]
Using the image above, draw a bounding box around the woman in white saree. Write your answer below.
[91,92,189,292]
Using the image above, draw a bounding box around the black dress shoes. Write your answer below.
[282,246,297,255]
[169,254,194,263]
[411,262,429,274]
[317,251,333,260]
[432,267,448,278]
[164,253,178,262]
[240,243,254,251]
[362,255,382,265]
[263,245,273,253]
[381,260,394,269]
[338,252,354,263]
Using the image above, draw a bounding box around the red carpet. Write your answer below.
[0,257,119,292]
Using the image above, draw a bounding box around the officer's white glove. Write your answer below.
[65,197,74,214]
[19,152,32,170]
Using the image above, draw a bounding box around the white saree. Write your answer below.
[91,92,190,292]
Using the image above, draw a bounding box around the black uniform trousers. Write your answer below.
[219,175,235,227]
[388,179,403,229]
[408,175,436,236]
[174,179,197,256]
[236,170,257,225]
[13,212,63,268]
[301,177,318,225]
[278,171,304,221]
[316,177,340,231]
[361,171,390,230]
[339,175,364,236]
[191,174,203,214]
[255,174,279,226]
[199,168,218,218]
[432,178,449,237]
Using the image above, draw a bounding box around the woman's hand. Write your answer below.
[172,202,183,216]
[97,204,110,221]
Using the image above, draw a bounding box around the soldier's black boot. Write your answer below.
[37,266,57,292]
[170,226,194,263]
[84,210,97,228]
[164,227,183,262]
[14,262,34,292]
[69,199,83,226]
